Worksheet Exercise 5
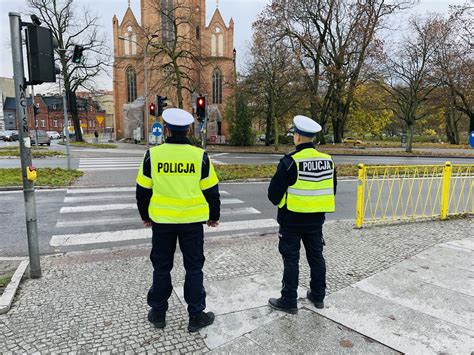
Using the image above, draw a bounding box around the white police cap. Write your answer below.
[162,108,194,130]
[293,115,322,137]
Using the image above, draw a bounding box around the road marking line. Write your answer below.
[50,219,278,246]
[66,187,230,195]
[55,207,260,228]
[67,187,135,194]
[64,194,135,203]
[80,167,141,171]
[60,198,243,213]
[60,203,136,213]
[55,217,141,228]
[220,207,261,215]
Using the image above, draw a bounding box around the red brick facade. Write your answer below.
[6,95,107,134]
[113,0,236,140]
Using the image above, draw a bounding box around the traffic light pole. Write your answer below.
[9,12,41,278]
[144,45,150,147]
[62,89,71,170]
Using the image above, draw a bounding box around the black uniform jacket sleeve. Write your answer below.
[136,150,153,221]
[201,152,221,221]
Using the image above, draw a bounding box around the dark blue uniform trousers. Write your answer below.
[148,223,206,316]
[278,225,326,306]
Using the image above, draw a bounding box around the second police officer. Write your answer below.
[267,115,337,314]
[136,108,220,332]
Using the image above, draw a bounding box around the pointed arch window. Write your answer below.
[212,68,222,104]
[126,67,137,103]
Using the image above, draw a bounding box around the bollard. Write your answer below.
[355,164,366,228]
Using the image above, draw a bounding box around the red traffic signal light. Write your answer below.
[149,102,156,116]
[196,96,206,120]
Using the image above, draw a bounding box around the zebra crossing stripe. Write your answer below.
[55,207,260,228]
[50,219,278,247]
[60,198,243,213]
[67,187,136,194]
[66,187,229,195]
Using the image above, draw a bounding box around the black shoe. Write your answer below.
[268,298,298,314]
[148,309,166,329]
[188,311,215,333]
[307,290,324,309]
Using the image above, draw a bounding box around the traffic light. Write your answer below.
[26,25,57,85]
[157,96,167,116]
[196,96,206,121]
[72,45,84,64]
[149,102,156,116]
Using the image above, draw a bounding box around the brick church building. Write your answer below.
[113,0,236,141]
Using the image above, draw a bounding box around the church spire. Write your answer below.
[128,0,131,7]
[216,0,219,8]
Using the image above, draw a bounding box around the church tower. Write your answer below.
[113,0,235,141]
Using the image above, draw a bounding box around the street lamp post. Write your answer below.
[119,34,158,147]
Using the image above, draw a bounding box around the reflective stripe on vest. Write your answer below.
[279,148,336,213]
[149,144,210,223]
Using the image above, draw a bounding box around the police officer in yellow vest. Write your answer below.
[268,115,336,314]
[136,108,220,332]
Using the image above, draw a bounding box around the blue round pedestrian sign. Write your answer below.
[469,131,474,148]
[152,122,163,137]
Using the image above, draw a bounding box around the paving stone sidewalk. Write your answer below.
[0,218,471,353]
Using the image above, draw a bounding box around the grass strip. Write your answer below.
[58,141,117,149]
[215,164,358,181]
[0,273,13,288]
[0,147,64,158]
[0,168,83,187]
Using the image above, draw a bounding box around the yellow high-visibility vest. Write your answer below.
[278,148,335,213]
[136,143,219,223]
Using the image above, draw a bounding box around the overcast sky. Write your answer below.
[0,0,465,92]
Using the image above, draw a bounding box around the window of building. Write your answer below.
[52,104,57,110]
[41,120,45,128]
[126,67,137,103]
[212,68,222,104]
[196,26,200,40]
[211,27,224,57]
[161,0,175,45]
[53,119,58,128]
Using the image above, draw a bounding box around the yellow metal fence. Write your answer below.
[355,163,473,228]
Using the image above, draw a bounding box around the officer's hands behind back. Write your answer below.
[207,220,219,228]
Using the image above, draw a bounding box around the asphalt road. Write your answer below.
[1,151,473,170]
[0,180,358,257]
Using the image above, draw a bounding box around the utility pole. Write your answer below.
[30,86,39,148]
[9,12,41,278]
[62,87,71,170]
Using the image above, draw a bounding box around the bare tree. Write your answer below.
[144,0,203,109]
[259,0,414,144]
[28,0,111,142]
[245,15,302,148]
[383,16,440,152]
[433,4,473,143]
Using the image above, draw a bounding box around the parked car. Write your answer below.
[47,131,61,139]
[30,130,51,146]
[343,137,363,145]
[2,130,19,141]
[0,131,6,141]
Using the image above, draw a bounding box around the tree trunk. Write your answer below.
[271,91,279,151]
[406,123,414,153]
[311,101,326,145]
[445,108,459,145]
[265,107,272,147]
[470,113,474,133]
[67,91,83,142]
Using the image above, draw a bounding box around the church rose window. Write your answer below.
[212,68,222,104]
[126,67,137,103]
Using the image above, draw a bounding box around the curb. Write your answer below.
[207,149,474,159]
[0,186,68,192]
[0,259,29,315]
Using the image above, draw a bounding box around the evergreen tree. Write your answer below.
[227,93,253,146]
